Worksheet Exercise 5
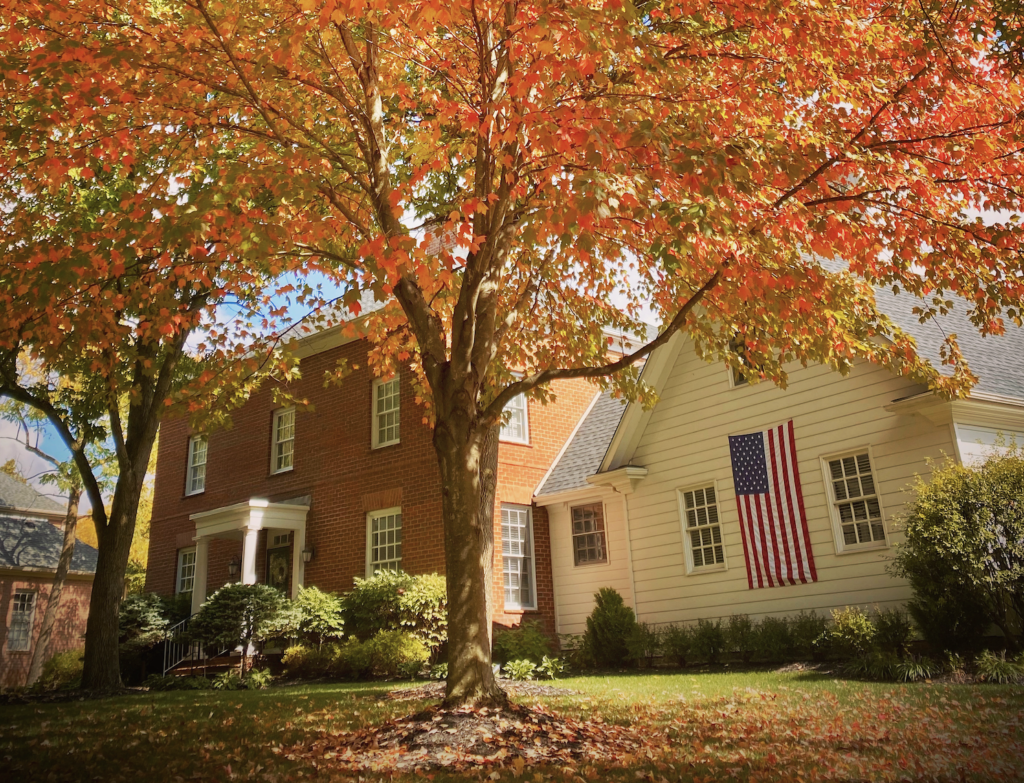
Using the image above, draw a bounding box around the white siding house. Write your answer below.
[536,300,1024,636]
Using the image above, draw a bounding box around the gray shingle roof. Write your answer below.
[0,514,99,573]
[0,472,63,514]
[878,292,1024,400]
[537,391,627,496]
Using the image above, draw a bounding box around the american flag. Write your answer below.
[728,420,817,589]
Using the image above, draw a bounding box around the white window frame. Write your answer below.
[271,407,296,474]
[501,504,537,611]
[499,392,530,444]
[820,446,889,555]
[176,547,197,594]
[727,335,754,388]
[371,376,401,448]
[8,589,36,652]
[185,435,207,496]
[677,480,728,574]
[366,506,403,576]
[570,502,610,567]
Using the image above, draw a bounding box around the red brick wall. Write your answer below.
[0,575,93,688]
[146,337,598,640]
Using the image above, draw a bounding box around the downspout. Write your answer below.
[618,490,639,618]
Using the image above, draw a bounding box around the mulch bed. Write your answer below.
[275,700,656,773]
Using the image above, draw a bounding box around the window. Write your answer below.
[571,503,608,566]
[8,590,36,652]
[177,548,196,594]
[372,377,401,448]
[500,393,529,444]
[728,335,760,387]
[680,484,725,571]
[825,451,887,550]
[367,507,402,575]
[186,435,207,495]
[271,407,295,473]
[502,504,536,610]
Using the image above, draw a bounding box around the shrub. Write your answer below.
[367,630,429,679]
[247,668,273,689]
[662,624,693,666]
[875,608,914,658]
[119,593,171,683]
[282,643,339,679]
[429,662,448,681]
[581,587,637,668]
[493,621,553,664]
[790,611,830,659]
[189,583,288,672]
[37,649,83,691]
[891,451,1024,651]
[333,637,374,680]
[691,618,726,664]
[212,670,244,690]
[828,607,876,658]
[893,656,939,683]
[503,659,537,681]
[974,650,1024,684]
[727,615,757,663]
[843,651,899,680]
[342,571,447,654]
[626,622,661,668]
[753,616,793,664]
[295,586,346,648]
[537,655,568,680]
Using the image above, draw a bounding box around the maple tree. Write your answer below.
[3,0,1023,704]
[0,51,300,687]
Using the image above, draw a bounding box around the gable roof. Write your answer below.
[0,515,99,573]
[536,391,628,497]
[0,472,63,516]
[878,293,1024,400]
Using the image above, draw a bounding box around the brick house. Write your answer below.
[0,473,97,688]
[145,309,600,635]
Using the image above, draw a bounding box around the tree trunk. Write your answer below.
[26,482,81,686]
[437,417,506,708]
[80,472,144,691]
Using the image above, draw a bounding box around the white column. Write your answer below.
[241,528,259,585]
[191,535,209,615]
[291,527,305,599]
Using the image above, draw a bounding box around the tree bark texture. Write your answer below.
[26,483,81,686]
[437,415,506,708]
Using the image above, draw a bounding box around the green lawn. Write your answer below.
[2,671,1023,782]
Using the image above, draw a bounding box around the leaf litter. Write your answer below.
[275,701,655,773]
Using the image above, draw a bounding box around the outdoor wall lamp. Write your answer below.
[301,545,315,564]
[227,556,240,577]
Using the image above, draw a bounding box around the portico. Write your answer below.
[189,498,310,614]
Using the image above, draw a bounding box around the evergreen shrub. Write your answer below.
[581,587,637,668]
[492,620,553,664]
[342,571,447,654]
[691,618,726,664]
[727,615,756,663]
[753,616,793,663]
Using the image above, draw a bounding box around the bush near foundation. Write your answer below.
[891,450,1024,652]
[342,571,447,655]
[581,587,637,668]
[493,620,553,664]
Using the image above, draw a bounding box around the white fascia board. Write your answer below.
[885,391,1024,429]
[599,330,686,472]
[586,465,649,494]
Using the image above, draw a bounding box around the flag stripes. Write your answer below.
[728,420,817,589]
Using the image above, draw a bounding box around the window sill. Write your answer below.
[499,437,531,446]
[371,440,401,450]
[184,490,205,498]
[269,466,294,477]
[686,563,727,576]
[835,541,889,556]
[572,559,610,568]
[503,605,538,613]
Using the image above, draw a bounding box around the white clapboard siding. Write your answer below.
[954,423,1024,467]
[623,346,955,627]
[546,490,635,635]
